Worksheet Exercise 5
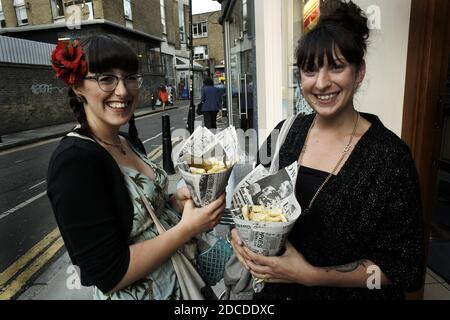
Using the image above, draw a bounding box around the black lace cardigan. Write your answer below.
[255,113,425,300]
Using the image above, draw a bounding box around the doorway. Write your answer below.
[402,0,450,298]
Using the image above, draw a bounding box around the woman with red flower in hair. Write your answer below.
[47,34,225,300]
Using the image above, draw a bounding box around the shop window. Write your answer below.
[193,22,207,38]
[148,48,164,74]
[14,0,28,26]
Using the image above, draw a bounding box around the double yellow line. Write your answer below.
[147,137,183,160]
[0,138,184,300]
[0,228,64,300]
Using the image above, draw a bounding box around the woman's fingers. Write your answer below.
[231,241,250,270]
[197,194,225,215]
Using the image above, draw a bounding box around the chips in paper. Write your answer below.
[241,205,287,222]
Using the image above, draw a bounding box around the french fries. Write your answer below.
[241,205,287,222]
[188,157,230,174]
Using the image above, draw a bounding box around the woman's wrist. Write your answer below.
[297,264,323,287]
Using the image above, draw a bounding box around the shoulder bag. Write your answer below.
[124,174,215,300]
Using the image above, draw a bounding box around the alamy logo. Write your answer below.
[65,5,82,30]
[66,265,81,290]
[367,5,381,30]
[366,265,381,289]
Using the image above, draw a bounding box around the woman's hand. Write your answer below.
[232,236,318,286]
[178,193,226,237]
[169,187,192,214]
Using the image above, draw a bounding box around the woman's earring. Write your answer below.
[76,95,87,103]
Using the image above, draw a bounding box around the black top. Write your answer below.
[47,132,145,293]
[256,113,425,300]
[296,166,334,211]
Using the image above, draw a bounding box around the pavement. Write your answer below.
[2,99,238,300]
[0,103,182,152]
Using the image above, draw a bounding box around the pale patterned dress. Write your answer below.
[94,143,182,300]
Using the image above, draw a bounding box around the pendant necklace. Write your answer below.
[93,134,126,155]
[299,112,360,216]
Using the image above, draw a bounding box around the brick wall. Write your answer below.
[0,63,164,135]
[27,0,53,25]
[92,0,104,19]
[102,0,125,25]
[3,0,17,27]
[0,64,72,135]
[193,11,224,67]
[165,0,180,47]
[132,0,163,38]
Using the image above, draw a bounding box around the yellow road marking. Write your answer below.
[0,237,64,300]
[147,145,162,158]
[0,228,60,287]
[147,137,183,161]
[150,149,163,161]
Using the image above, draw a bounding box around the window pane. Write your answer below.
[16,6,27,23]
[124,0,132,19]
[14,0,25,6]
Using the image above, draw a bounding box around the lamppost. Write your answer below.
[187,0,195,134]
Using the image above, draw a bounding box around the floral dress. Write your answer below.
[94,144,182,300]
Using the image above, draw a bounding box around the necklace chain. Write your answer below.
[93,134,126,155]
[299,112,360,211]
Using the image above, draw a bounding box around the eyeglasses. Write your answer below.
[84,73,144,92]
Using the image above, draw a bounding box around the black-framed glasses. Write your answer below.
[84,73,144,92]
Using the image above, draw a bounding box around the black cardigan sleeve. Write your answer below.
[365,149,425,292]
[47,146,130,294]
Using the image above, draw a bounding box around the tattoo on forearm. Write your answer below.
[324,259,369,273]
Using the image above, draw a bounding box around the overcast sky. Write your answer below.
[192,0,222,14]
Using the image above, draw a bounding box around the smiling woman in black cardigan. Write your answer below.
[230,1,424,300]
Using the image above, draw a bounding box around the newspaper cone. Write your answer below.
[231,162,302,291]
[231,162,301,256]
[174,126,238,207]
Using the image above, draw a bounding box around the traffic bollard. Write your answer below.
[162,114,175,174]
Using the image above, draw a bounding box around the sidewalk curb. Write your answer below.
[0,106,179,152]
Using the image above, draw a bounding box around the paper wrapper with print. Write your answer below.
[174,126,239,207]
[230,162,302,292]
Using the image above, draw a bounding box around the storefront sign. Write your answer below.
[303,0,320,32]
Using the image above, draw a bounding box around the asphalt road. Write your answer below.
[0,105,203,296]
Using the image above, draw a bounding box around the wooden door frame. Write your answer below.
[402,0,450,299]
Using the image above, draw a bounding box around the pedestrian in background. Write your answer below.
[47,34,225,300]
[158,84,169,111]
[231,0,424,300]
[201,77,221,129]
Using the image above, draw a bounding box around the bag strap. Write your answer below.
[269,114,298,174]
[124,174,206,300]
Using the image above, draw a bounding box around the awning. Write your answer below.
[175,56,206,71]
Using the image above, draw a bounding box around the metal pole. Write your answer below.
[187,0,195,134]
[224,20,233,127]
[162,115,175,174]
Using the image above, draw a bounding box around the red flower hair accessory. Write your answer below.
[51,39,88,86]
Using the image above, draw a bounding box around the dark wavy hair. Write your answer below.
[296,0,370,73]
[69,34,139,144]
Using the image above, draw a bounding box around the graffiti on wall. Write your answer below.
[31,84,66,95]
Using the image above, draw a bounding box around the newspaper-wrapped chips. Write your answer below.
[174,126,238,207]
